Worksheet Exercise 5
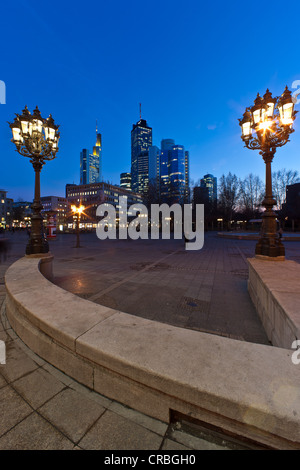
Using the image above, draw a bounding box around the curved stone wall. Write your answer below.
[4,255,300,449]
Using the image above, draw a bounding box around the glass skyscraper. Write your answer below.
[120,172,132,191]
[200,174,217,204]
[80,126,102,185]
[131,118,152,194]
[80,149,89,185]
[148,145,160,192]
[160,139,174,202]
[169,145,186,203]
[159,139,189,204]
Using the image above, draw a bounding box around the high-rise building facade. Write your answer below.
[80,125,102,185]
[159,139,189,204]
[148,146,160,192]
[80,149,89,185]
[169,144,186,204]
[160,139,174,202]
[131,118,152,194]
[200,174,217,204]
[120,172,131,191]
[185,151,190,201]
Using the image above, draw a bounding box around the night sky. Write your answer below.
[1,0,300,201]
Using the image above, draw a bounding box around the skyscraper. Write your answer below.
[160,139,174,202]
[80,149,89,185]
[131,115,152,194]
[200,174,217,204]
[159,139,189,204]
[92,124,102,182]
[148,145,160,192]
[120,172,132,191]
[185,151,190,201]
[169,144,186,204]
[80,124,102,185]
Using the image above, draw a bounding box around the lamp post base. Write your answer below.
[26,237,49,255]
[255,237,285,259]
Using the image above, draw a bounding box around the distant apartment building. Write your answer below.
[0,191,14,228]
[0,190,8,228]
[6,197,13,227]
[41,196,68,231]
[66,182,143,230]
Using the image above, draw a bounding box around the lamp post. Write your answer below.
[239,87,297,258]
[9,106,60,255]
[71,204,85,248]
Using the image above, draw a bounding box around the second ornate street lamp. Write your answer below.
[239,86,297,258]
[9,106,60,255]
[71,204,85,248]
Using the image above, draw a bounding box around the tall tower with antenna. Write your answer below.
[131,104,152,194]
[80,121,102,184]
[91,120,102,182]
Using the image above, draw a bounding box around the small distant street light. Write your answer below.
[71,204,85,248]
[239,87,297,258]
[9,106,60,254]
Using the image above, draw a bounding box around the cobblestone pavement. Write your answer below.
[0,230,299,450]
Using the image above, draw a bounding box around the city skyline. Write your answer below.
[1,1,300,202]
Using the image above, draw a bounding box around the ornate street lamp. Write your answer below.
[9,106,60,254]
[71,204,85,248]
[239,87,297,258]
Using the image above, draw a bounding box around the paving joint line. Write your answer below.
[87,248,183,301]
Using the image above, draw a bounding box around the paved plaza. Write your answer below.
[51,232,282,344]
[1,230,300,450]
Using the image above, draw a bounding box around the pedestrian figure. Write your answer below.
[278,227,283,239]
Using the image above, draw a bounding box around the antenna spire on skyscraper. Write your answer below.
[96,119,98,134]
[139,103,141,120]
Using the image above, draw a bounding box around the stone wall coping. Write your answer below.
[248,258,300,340]
[5,255,300,448]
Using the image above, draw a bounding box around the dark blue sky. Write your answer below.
[1,0,300,201]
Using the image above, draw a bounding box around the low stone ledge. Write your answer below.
[248,258,300,348]
[4,256,300,449]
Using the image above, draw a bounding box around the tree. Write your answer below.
[238,173,264,219]
[218,172,239,227]
[272,169,300,210]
